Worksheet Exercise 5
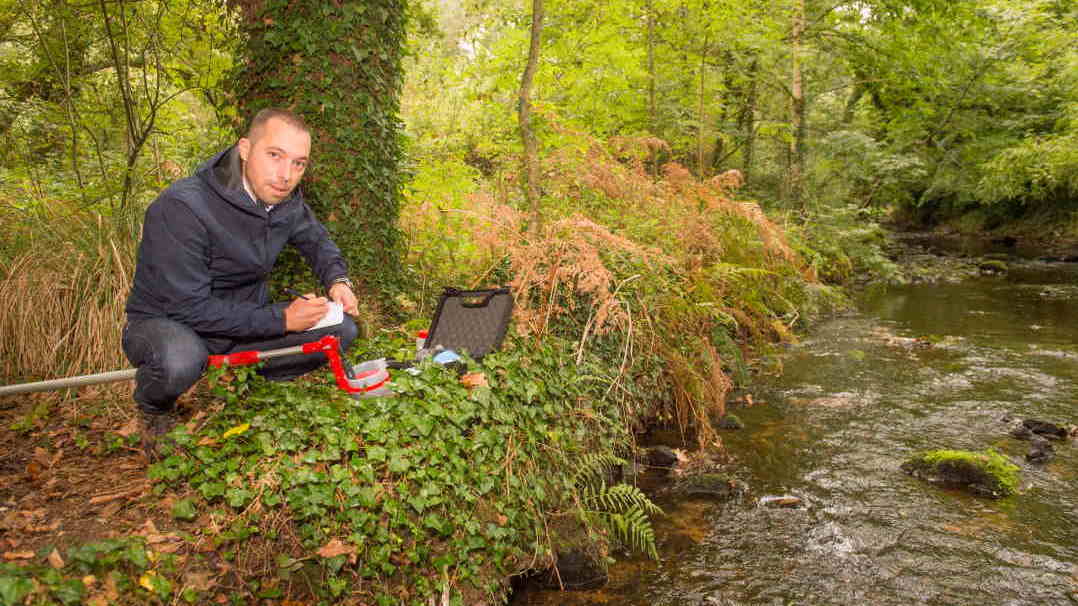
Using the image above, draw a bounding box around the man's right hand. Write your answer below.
[284,294,329,332]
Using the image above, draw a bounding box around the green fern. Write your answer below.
[569,453,663,560]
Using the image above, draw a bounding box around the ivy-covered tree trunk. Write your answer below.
[228,0,406,296]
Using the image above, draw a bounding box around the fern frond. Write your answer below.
[593,506,659,559]
[583,483,662,516]
[569,452,626,488]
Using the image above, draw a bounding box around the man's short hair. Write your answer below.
[246,108,310,140]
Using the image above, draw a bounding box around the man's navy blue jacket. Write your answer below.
[125,147,348,340]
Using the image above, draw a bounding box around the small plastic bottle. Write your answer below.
[415,330,429,356]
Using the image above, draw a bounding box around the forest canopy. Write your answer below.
[1,0,1075,234]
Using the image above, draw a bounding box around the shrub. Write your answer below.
[400,132,843,443]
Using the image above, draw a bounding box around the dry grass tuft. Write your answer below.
[1,204,138,386]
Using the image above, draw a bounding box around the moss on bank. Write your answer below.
[901,448,1020,498]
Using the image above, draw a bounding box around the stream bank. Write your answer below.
[514,234,1078,605]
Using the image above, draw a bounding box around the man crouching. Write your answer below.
[123,108,359,460]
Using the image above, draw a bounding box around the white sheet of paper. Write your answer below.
[307,301,344,331]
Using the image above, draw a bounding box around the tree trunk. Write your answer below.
[842,81,865,125]
[739,55,759,185]
[646,0,657,177]
[519,0,545,229]
[696,30,709,179]
[228,0,407,294]
[788,0,806,209]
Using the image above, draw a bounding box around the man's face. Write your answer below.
[237,117,311,205]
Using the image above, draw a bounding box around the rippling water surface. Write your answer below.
[514,258,1078,606]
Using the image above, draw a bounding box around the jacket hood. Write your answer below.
[195,146,302,215]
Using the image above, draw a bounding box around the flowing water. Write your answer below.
[515,250,1078,605]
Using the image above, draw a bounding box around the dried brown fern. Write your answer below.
[401,127,817,443]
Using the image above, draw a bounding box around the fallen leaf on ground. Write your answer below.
[155,541,182,554]
[89,485,143,505]
[138,572,160,592]
[146,532,179,545]
[184,571,215,592]
[222,423,249,439]
[197,436,218,446]
[140,519,160,535]
[461,372,488,388]
[82,575,97,588]
[48,548,65,569]
[33,447,51,468]
[317,538,356,559]
[117,417,139,437]
[103,574,119,600]
[25,461,43,479]
[98,501,123,519]
[2,551,34,560]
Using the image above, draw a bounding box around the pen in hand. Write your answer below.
[285,288,311,301]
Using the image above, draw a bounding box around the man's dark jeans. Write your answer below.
[122,305,358,415]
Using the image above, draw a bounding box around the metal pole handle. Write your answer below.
[0,336,351,398]
[0,369,138,397]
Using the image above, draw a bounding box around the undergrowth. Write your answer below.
[401,130,847,443]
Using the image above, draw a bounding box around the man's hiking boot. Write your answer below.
[139,411,178,462]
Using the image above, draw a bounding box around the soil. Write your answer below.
[0,384,207,560]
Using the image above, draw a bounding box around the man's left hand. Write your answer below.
[328,282,359,317]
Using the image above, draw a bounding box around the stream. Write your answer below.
[514,242,1078,605]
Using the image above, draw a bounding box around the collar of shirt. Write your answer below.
[241,173,276,213]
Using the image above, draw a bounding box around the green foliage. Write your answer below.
[789,203,900,286]
[0,538,177,606]
[570,454,662,559]
[975,130,1078,207]
[0,0,236,211]
[143,333,648,603]
[230,0,408,297]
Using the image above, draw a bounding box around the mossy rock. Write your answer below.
[717,414,744,430]
[901,449,1020,498]
[670,473,747,501]
[978,259,1008,274]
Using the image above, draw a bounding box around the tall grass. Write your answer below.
[0,201,139,384]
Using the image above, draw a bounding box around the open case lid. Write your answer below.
[423,287,513,360]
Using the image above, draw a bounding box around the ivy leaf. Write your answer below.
[367,445,387,462]
[171,499,197,521]
[388,454,411,473]
[226,488,252,508]
[0,577,34,605]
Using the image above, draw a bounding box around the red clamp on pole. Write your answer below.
[208,350,261,368]
[302,335,364,394]
[205,335,366,395]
